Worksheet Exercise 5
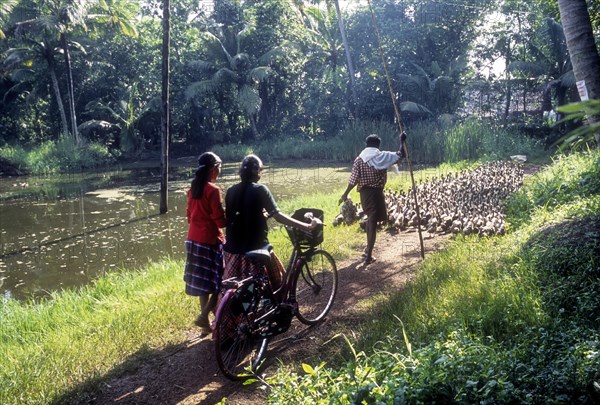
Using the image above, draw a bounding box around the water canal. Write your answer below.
[0,158,349,301]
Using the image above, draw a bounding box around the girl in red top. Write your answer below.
[184,152,226,334]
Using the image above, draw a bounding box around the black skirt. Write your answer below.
[359,187,387,222]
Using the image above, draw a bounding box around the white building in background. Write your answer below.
[199,0,214,14]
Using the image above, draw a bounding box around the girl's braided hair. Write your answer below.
[191,152,221,199]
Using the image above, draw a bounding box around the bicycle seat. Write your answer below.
[245,245,273,264]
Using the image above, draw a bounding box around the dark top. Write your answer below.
[224,182,280,254]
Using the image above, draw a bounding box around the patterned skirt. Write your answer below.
[183,240,223,296]
[223,251,285,290]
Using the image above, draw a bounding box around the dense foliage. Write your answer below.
[1,0,596,172]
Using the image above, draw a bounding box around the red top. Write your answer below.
[186,182,226,244]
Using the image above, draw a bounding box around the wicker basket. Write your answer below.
[286,208,324,247]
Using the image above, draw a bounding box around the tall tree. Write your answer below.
[160,0,170,214]
[557,0,600,147]
[186,28,278,142]
[4,39,70,135]
[331,0,357,113]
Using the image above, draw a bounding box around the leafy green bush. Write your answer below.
[506,151,600,228]
[0,145,28,170]
[0,138,117,175]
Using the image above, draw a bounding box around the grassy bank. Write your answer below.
[0,166,422,403]
[0,156,551,404]
[1,118,545,176]
[267,150,600,403]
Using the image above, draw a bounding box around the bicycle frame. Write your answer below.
[214,214,336,380]
[273,246,316,307]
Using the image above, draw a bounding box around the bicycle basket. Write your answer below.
[286,208,324,247]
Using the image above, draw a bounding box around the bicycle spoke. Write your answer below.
[214,292,268,380]
[295,250,338,325]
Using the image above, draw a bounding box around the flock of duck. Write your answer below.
[335,161,524,237]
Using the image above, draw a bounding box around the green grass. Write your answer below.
[0,259,194,404]
[211,118,546,166]
[0,158,474,404]
[5,151,587,404]
[0,137,116,175]
[1,118,545,176]
[267,150,600,404]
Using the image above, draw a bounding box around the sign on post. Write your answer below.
[576,80,589,101]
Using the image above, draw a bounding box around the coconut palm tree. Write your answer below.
[557,0,600,147]
[185,28,280,141]
[79,83,156,152]
[301,5,344,81]
[3,38,70,135]
[331,0,357,112]
[10,0,138,144]
[396,58,467,119]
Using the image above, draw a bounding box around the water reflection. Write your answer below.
[0,161,349,301]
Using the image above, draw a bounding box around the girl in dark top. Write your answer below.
[223,154,321,288]
[184,152,226,335]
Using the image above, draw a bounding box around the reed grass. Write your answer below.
[0,138,115,175]
[210,118,544,167]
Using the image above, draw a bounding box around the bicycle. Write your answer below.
[213,208,338,381]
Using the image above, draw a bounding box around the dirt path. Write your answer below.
[80,229,448,405]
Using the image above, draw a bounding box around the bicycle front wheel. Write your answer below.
[295,249,338,325]
[214,291,269,381]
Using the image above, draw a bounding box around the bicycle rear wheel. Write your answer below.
[214,291,269,381]
[295,249,338,325]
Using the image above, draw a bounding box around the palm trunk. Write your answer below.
[557,0,600,147]
[48,59,69,136]
[332,0,358,114]
[60,33,79,145]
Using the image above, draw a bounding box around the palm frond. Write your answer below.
[4,48,32,68]
[117,19,138,38]
[430,61,443,77]
[200,31,233,67]
[188,60,215,75]
[185,80,218,99]
[235,25,252,54]
[432,76,454,95]
[400,101,432,115]
[3,80,31,104]
[259,44,295,65]
[248,66,271,83]
[9,68,35,82]
[213,68,236,84]
[237,84,261,115]
[559,70,576,88]
[540,17,568,63]
[398,74,430,95]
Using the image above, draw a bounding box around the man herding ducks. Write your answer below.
[337,158,524,238]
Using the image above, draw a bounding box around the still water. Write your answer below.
[0,159,348,301]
